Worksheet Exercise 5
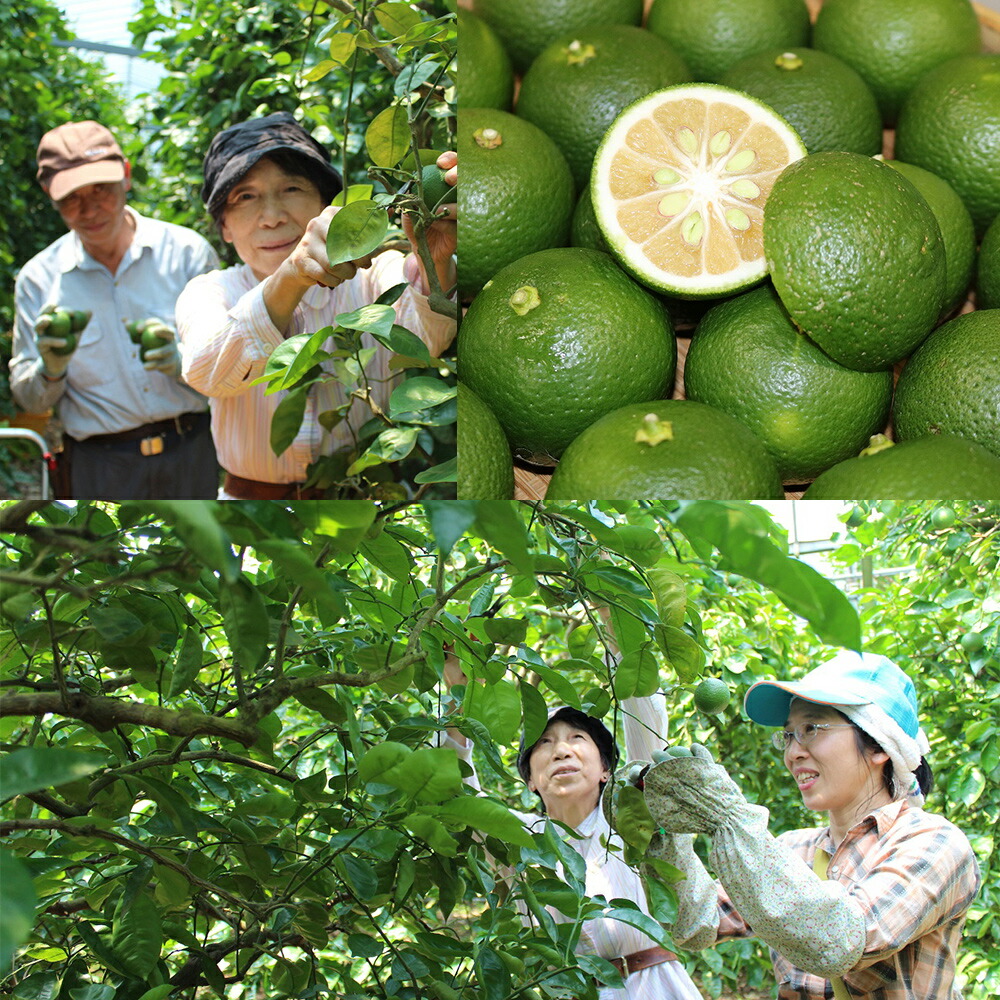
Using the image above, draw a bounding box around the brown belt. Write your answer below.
[609,945,678,978]
[223,471,327,499]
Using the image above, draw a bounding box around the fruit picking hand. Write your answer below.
[282,205,376,290]
[140,319,183,377]
[643,743,749,835]
[34,306,73,378]
[402,151,457,294]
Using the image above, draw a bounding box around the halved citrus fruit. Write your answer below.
[591,83,806,299]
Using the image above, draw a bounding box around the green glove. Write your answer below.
[137,318,182,377]
[34,304,82,378]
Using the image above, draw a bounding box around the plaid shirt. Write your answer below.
[717,799,981,999]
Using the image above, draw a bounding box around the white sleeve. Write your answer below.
[620,694,670,763]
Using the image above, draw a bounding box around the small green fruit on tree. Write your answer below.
[960,631,984,655]
[693,677,731,715]
[931,505,957,529]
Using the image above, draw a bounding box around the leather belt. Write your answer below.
[223,471,327,499]
[72,412,209,455]
[609,945,678,978]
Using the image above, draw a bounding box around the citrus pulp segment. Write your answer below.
[591,84,807,299]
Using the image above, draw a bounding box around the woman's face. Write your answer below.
[220,156,325,280]
[527,720,609,812]
[783,698,889,818]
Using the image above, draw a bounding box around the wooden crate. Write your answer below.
[511,1,1000,502]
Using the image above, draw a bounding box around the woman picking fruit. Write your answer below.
[631,651,981,999]
[175,112,456,499]
[442,650,704,999]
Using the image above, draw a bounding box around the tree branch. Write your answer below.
[0,500,52,533]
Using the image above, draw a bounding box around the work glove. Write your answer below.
[641,744,867,977]
[136,318,183,377]
[34,304,88,378]
[604,756,720,951]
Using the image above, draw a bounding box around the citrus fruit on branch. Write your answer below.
[693,677,731,715]
[591,83,806,299]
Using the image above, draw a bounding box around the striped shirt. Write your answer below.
[447,696,703,1000]
[176,253,455,483]
[716,799,981,999]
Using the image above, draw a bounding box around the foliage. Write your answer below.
[0,500,996,1000]
[0,1,128,414]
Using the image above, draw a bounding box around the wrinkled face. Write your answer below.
[220,157,325,280]
[54,175,131,258]
[527,719,609,812]
[784,699,888,816]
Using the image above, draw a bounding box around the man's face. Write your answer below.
[53,169,131,258]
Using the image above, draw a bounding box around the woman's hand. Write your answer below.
[402,151,457,295]
[280,205,376,291]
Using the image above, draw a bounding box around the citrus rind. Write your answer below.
[591,83,807,299]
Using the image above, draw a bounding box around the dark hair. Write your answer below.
[839,710,934,799]
[517,707,620,786]
[209,149,339,228]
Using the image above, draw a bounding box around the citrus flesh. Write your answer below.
[719,47,882,156]
[683,284,893,482]
[764,151,946,371]
[978,213,1000,310]
[544,399,784,500]
[893,309,1000,459]
[458,248,676,465]
[457,383,515,500]
[592,84,807,299]
[802,435,1000,499]
[516,26,691,191]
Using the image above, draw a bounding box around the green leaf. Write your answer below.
[423,499,477,555]
[139,501,239,582]
[251,329,329,392]
[613,645,661,700]
[134,987,175,1000]
[601,900,674,949]
[294,501,376,553]
[676,501,861,650]
[110,892,162,979]
[360,531,414,583]
[654,625,705,683]
[464,677,521,746]
[647,566,687,627]
[1,747,106,800]
[326,200,390,265]
[327,32,357,64]
[389,376,456,417]
[475,945,511,1000]
[483,617,528,646]
[613,784,655,862]
[335,855,379,899]
[219,577,270,671]
[381,747,464,803]
[434,796,533,848]
[359,741,412,784]
[0,850,36,976]
[270,385,309,456]
[364,104,410,168]
[375,2,424,35]
[167,625,204,698]
[415,457,457,484]
[336,303,397,339]
[346,427,419,476]
[474,502,534,576]
[520,676,549,749]
[403,812,457,857]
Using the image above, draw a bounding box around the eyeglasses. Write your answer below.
[770,723,855,752]
[57,183,122,214]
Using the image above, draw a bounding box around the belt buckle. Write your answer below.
[140,435,165,457]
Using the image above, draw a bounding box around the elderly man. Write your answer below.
[9,120,220,499]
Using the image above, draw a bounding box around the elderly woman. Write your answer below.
[635,651,981,1000]
[176,112,456,499]
[443,655,704,1000]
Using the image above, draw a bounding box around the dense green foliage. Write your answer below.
[0,500,997,999]
[0,1,128,413]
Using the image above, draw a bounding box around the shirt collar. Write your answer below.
[55,205,145,273]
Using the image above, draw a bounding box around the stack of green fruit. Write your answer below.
[36,306,91,355]
[458,0,1000,500]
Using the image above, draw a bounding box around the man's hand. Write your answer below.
[139,318,183,377]
[34,305,74,378]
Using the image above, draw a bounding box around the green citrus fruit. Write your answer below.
[960,631,984,654]
[931,505,958,529]
[570,186,610,254]
[47,329,77,356]
[140,327,171,359]
[719,48,882,156]
[457,9,514,111]
[473,0,643,74]
[693,677,731,714]
[895,54,1000,236]
[458,108,575,300]
[46,309,72,339]
[802,434,1000,499]
[591,83,806,299]
[764,151,946,371]
[544,399,784,500]
[812,0,981,125]
[646,0,810,83]
[420,163,456,212]
[457,383,514,500]
[126,320,145,344]
[892,309,1000,459]
[516,25,691,191]
[70,309,92,333]
[886,160,976,316]
[459,247,676,464]
[683,284,892,482]
[977,212,1000,309]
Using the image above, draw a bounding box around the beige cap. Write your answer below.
[36,121,126,201]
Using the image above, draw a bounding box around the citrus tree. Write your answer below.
[1,500,996,999]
